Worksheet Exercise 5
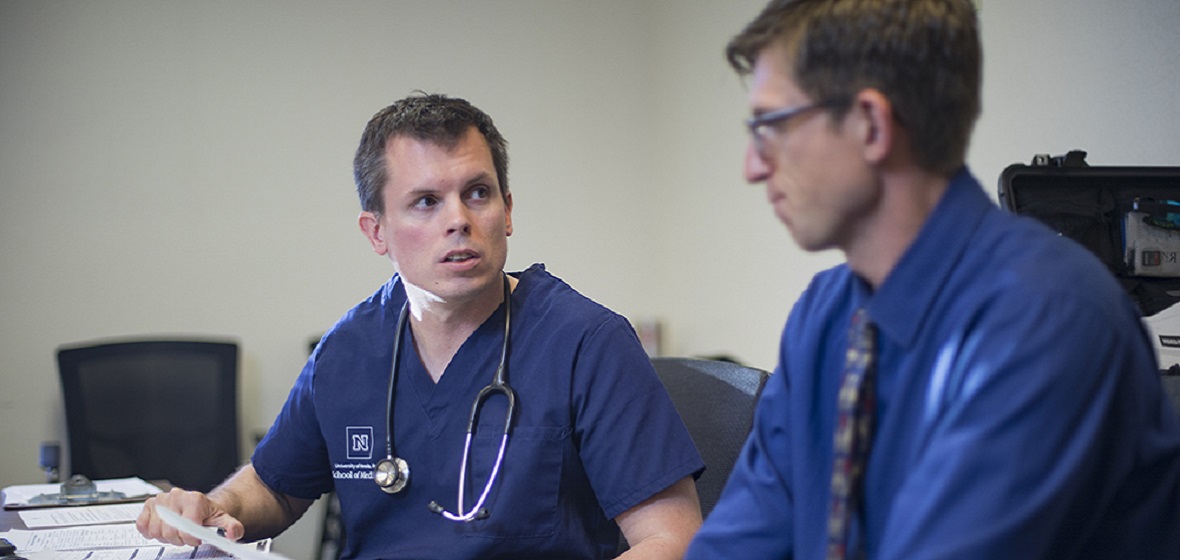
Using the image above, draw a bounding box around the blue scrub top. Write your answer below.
[254,264,703,560]
[687,169,1180,559]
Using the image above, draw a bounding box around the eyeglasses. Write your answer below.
[745,101,838,160]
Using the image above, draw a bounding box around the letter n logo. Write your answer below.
[346,426,374,460]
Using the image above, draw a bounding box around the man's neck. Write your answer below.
[403,275,515,383]
[845,168,951,291]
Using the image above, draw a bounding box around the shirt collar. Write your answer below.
[864,167,992,348]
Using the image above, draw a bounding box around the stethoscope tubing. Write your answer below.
[378,274,517,523]
[384,296,409,461]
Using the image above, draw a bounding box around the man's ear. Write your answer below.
[504,192,514,237]
[359,211,387,255]
[854,88,894,165]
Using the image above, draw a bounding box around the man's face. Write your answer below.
[360,127,512,306]
[744,46,877,253]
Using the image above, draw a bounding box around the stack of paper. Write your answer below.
[0,479,280,560]
[1,514,242,560]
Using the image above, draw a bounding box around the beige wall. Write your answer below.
[2,1,1178,557]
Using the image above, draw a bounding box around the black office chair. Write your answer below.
[317,492,345,560]
[1162,372,1180,419]
[57,338,241,493]
[651,356,770,519]
[307,334,346,560]
[615,356,769,556]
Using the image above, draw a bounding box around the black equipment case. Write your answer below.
[999,150,1180,390]
[998,150,1180,318]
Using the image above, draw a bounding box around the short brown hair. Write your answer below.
[353,93,509,214]
[727,0,981,175]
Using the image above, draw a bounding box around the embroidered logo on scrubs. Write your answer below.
[346,426,374,460]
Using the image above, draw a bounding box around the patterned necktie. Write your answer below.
[826,308,878,560]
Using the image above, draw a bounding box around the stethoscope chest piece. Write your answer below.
[375,456,410,494]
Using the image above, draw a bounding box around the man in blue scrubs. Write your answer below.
[687,0,1180,558]
[137,93,704,559]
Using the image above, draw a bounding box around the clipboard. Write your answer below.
[2,477,161,511]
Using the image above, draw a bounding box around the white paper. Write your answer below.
[20,543,235,560]
[19,503,144,528]
[1,523,255,559]
[154,506,290,560]
[2,478,162,508]
[0,523,164,551]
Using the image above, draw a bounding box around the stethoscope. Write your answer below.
[374,274,517,523]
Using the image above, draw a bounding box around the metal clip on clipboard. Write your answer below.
[26,475,127,506]
[0,537,26,560]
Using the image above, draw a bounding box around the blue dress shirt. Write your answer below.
[687,168,1180,559]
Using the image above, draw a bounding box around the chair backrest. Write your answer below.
[651,357,770,519]
[57,339,241,493]
[1162,373,1180,418]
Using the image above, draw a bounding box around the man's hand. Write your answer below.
[136,487,245,547]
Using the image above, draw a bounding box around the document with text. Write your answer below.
[19,503,144,529]
[1,522,269,560]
